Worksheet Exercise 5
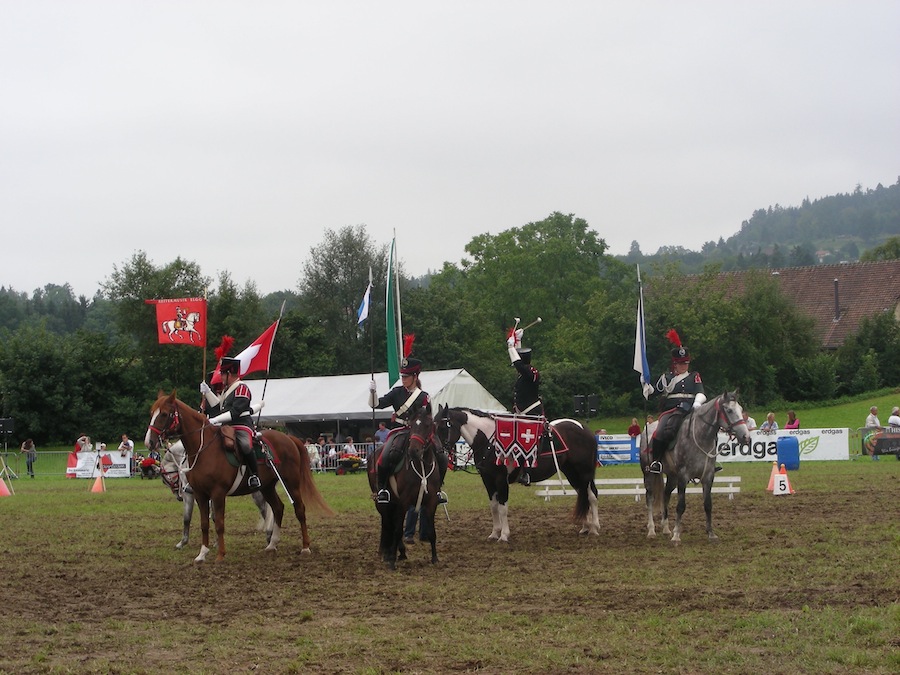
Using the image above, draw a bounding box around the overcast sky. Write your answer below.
[3,1,898,298]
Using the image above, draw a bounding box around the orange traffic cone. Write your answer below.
[766,461,779,492]
[0,479,11,497]
[772,464,795,496]
[91,475,106,493]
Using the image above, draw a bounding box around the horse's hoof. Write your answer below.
[487,533,499,541]
[708,534,720,542]
[300,547,312,555]
[647,532,657,539]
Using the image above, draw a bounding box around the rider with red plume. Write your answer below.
[199,336,262,491]
[368,335,446,504]
[647,329,706,474]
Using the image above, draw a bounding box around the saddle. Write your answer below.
[218,427,273,468]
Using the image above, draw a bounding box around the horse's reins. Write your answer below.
[685,398,744,476]
[149,404,218,472]
[408,430,437,513]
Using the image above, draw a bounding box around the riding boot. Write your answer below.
[648,437,665,474]
[238,432,261,490]
[375,461,392,504]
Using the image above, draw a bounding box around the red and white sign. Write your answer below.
[494,417,543,467]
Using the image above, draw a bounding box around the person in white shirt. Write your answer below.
[886,406,900,428]
[742,411,757,431]
[865,406,881,429]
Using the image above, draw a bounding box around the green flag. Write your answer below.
[386,237,400,386]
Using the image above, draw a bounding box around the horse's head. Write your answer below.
[435,404,460,452]
[145,390,182,451]
[715,390,751,444]
[407,407,436,462]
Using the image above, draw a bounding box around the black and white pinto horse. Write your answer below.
[161,311,202,343]
[161,441,272,550]
[640,391,750,543]
[435,404,600,542]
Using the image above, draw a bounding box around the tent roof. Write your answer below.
[245,369,508,424]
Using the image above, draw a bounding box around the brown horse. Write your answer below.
[145,391,332,563]
[366,408,441,569]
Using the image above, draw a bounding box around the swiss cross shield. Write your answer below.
[494,417,543,467]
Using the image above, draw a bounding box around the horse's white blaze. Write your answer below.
[145,409,160,448]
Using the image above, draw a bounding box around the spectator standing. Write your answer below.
[118,434,134,457]
[887,407,900,428]
[760,413,778,432]
[627,418,641,438]
[865,406,881,429]
[784,410,800,429]
[20,439,36,478]
[374,422,389,447]
[742,411,757,431]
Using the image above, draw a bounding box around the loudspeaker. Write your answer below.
[0,418,14,434]
[572,395,586,416]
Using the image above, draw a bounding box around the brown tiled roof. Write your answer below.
[691,261,900,350]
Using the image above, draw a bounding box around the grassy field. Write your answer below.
[0,459,897,674]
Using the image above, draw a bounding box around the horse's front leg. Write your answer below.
[177,492,194,550]
[259,486,283,553]
[661,475,676,536]
[671,480,688,544]
[584,486,601,536]
[703,478,718,541]
[495,478,511,542]
[644,477,658,538]
[211,494,227,562]
[194,492,211,563]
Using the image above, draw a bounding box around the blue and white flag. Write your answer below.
[357,267,372,325]
[633,266,654,399]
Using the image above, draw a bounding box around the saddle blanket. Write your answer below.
[494,417,543,468]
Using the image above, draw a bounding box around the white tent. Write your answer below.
[245,368,507,426]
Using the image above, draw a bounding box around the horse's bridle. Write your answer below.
[147,405,181,450]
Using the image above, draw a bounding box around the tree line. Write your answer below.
[1,215,898,446]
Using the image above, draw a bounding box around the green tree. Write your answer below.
[298,225,389,374]
[861,236,900,261]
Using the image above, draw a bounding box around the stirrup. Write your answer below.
[437,491,448,504]
[183,484,193,494]
[714,464,723,472]
[648,461,662,474]
[376,488,391,504]
[247,474,261,490]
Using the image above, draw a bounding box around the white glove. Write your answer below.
[368,382,378,408]
[369,380,377,392]
[251,400,265,414]
[508,345,521,364]
[200,381,211,395]
[692,393,707,410]
[507,329,523,348]
[209,411,231,426]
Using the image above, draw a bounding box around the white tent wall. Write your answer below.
[244,369,507,438]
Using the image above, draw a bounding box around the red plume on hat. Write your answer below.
[214,335,234,361]
[666,329,682,348]
[403,333,415,359]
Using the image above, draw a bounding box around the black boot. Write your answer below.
[517,468,531,486]
[648,438,665,474]
[239,433,261,490]
[436,448,449,503]
[375,462,391,504]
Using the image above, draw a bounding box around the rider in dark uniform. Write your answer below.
[647,330,706,474]
[369,357,447,504]
[507,329,544,486]
[207,357,262,490]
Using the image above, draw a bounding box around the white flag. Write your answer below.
[633,268,654,399]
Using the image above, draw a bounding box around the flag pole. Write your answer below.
[255,300,286,429]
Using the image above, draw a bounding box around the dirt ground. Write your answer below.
[0,467,897,674]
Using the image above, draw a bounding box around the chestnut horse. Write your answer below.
[145,391,332,562]
[366,408,441,569]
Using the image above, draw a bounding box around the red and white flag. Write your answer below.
[145,297,207,347]
[211,320,279,383]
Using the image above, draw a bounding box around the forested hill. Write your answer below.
[620,178,900,273]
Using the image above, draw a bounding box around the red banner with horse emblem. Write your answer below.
[145,297,207,347]
[494,416,543,468]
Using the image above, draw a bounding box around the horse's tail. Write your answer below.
[288,435,335,517]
